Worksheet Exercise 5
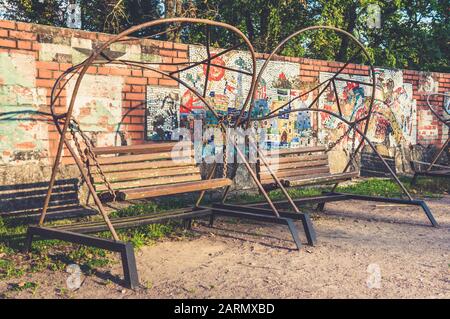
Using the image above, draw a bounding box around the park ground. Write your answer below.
[0,177,449,298]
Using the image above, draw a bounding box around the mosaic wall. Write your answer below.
[252,60,315,149]
[1,20,449,178]
[318,68,418,163]
[145,85,180,141]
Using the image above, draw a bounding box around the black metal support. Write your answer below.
[249,192,439,228]
[411,173,418,186]
[183,218,192,230]
[285,219,302,250]
[25,226,140,289]
[205,205,307,250]
[316,202,326,212]
[213,203,317,246]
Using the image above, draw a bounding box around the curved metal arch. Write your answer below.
[426,93,450,127]
[40,18,289,236]
[50,18,258,137]
[244,25,376,133]
[241,26,377,199]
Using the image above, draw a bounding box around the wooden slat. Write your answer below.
[284,171,358,187]
[95,152,181,165]
[260,159,329,173]
[260,167,330,184]
[119,178,232,200]
[92,142,191,155]
[264,153,328,165]
[96,174,202,192]
[99,158,195,173]
[93,166,201,183]
[262,146,326,156]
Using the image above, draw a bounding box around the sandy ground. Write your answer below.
[1,196,449,299]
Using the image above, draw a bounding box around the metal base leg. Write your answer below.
[411,174,418,186]
[212,203,317,247]
[300,213,317,246]
[120,243,139,289]
[285,218,302,250]
[418,200,439,228]
[25,226,140,289]
[209,215,215,227]
[316,202,325,212]
[207,206,309,250]
[183,218,192,230]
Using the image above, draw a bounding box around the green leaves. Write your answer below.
[3,0,448,72]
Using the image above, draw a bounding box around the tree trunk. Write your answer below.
[336,3,357,62]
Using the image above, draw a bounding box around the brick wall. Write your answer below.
[0,19,449,174]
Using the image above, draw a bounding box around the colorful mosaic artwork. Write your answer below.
[318,69,418,158]
[318,72,372,150]
[179,45,254,129]
[146,86,180,141]
[253,61,315,149]
[369,68,417,148]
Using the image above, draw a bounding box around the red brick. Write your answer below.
[173,57,188,64]
[0,20,16,29]
[126,77,147,85]
[173,42,188,50]
[38,69,53,79]
[131,69,143,77]
[32,42,41,51]
[86,66,97,73]
[125,93,145,100]
[160,49,177,57]
[9,30,35,40]
[163,41,173,49]
[59,63,73,71]
[0,38,16,48]
[17,40,32,50]
[110,67,131,76]
[160,64,178,72]
[17,22,32,31]
[131,85,144,93]
[37,61,59,71]
[158,78,178,87]
[37,79,56,88]
[125,124,145,131]
[143,70,162,79]
[0,29,8,37]
[177,51,188,58]
[131,116,144,124]
[148,77,158,85]
[97,67,111,75]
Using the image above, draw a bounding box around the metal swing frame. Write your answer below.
[244,26,438,228]
[26,18,315,289]
[411,93,450,184]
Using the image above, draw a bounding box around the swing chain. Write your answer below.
[325,123,354,153]
[68,119,117,201]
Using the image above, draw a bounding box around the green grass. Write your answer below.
[0,176,447,283]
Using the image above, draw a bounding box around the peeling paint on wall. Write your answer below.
[0,52,48,164]
[66,74,124,147]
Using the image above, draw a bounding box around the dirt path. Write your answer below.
[1,196,449,298]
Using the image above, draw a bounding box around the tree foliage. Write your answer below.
[1,0,448,72]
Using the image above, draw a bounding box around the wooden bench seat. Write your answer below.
[87,142,231,202]
[258,146,357,188]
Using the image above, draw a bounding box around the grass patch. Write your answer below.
[0,176,447,284]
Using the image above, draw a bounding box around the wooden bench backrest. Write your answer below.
[258,146,330,185]
[88,142,200,193]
